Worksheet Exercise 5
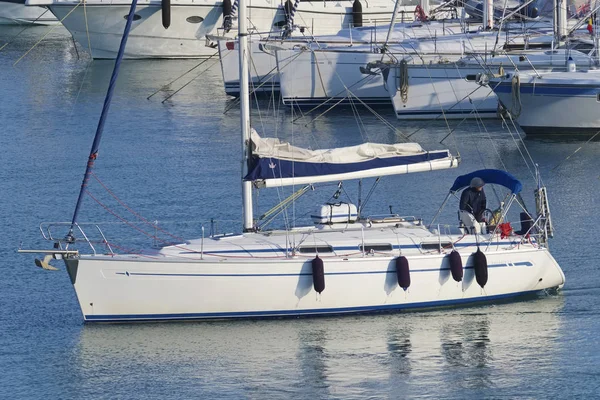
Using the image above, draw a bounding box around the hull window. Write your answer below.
[186,16,204,23]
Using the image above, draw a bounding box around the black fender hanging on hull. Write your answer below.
[395,256,410,290]
[312,256,325,293]
[448,250,463,282]
[352,0,363,27]
[161,0,171,29]
[473,248,488,288]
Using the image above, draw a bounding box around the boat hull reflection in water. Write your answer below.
[73,296,564,396]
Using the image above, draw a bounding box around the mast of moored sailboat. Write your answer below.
[67,0,139,239]
[238,0,254,231]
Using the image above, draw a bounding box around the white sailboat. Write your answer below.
[386,48,597,120]
[487,68,600,134]
[20,0,565,322]
[484,7,600,134]
[218,18,478,97]
[384,0,597,119]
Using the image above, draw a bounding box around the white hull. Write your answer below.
[62,222,565,322]
[278,48,392,106]
[219,39,280,95]
[388,63,499,120]
[493,71,600,134]
[47,2,224,59]
[388,50,598,120]
[274,29,551,107]
[33,0,401,59]
[0,2,57,24]
[219,20,476,97]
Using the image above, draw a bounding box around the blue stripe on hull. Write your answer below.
[396,109,497,116]
[493,83,599,96]
[283,97,391,106]
[113,262,533,278]
[84,290,543,322]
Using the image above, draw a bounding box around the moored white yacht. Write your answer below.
[487,68,600,134]
[25,0,414,59]
[386,48,597,120]
[218,18,475,96]
[25,134,566,322]
[275,27,559,107]
[20,0,566,323]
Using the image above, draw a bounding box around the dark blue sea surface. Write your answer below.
[1,26,599,399]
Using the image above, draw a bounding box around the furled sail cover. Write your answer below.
[245,130,459,188]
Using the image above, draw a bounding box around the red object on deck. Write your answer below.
[499,222,513,239]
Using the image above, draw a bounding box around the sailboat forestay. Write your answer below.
[20,0,565,322]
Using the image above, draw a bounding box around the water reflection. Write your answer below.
[386,326,412,376]
[297,328,331,395]
[70,296,564,397]
[440,315,493,389]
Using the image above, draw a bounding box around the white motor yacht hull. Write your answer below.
[30,0,399,59]
[47,2,224,59]
[64,233,565,322]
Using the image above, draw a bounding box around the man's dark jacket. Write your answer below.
[460,188,487,221]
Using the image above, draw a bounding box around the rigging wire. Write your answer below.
[13,3,84,66]
[83,0,92,58]
[161,58,221,103]
[551,130,600,171]
[68,0,140,235]
[147,51,220,100]
[0,9,52,52]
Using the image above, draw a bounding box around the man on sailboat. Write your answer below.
[460,177,487,222]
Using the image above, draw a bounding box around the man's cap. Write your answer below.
[470,177,485,188]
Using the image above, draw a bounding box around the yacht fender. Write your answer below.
[312,256,325,293]
[352,0,363,27]
[395,256,410,290]
[473,248,488,288]
[448,250,463,282]
[161,0,171,28]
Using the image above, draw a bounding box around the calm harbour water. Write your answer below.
[1,26,600,399]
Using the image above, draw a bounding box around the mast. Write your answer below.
[68,0,139,237]
[380,0,404,58]
[419,0,429,17]
[483,0,493,29]
[556,0,567,42]
[239,0,254,231]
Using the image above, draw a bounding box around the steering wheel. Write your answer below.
[481,209,494,223]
